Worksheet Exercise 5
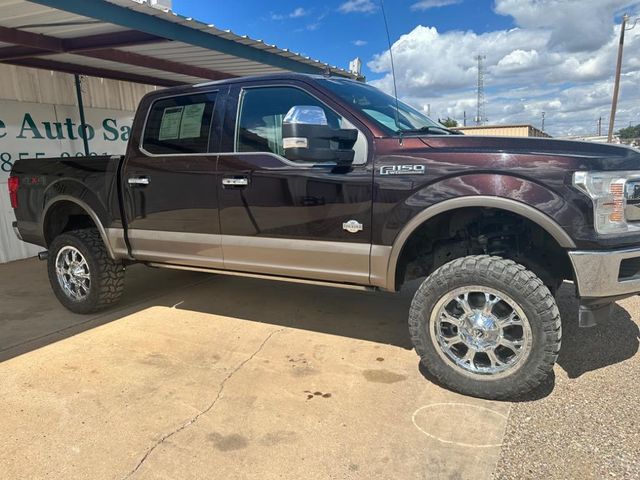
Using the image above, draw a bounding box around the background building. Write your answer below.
[453,124,551,138]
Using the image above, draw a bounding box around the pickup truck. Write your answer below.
[9,73,640,399]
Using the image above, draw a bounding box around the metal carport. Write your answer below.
[0,0,357,85]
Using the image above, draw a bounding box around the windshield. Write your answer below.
[318,78,443,134]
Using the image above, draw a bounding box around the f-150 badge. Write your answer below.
[380,165,426,175]
[343,220,364,233]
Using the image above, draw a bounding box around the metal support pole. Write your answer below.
[74,74,90,156]
[608,14,629,143]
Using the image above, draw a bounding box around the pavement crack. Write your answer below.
[122,327,284,479]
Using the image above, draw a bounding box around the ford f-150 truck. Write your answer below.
[9,73,640,399]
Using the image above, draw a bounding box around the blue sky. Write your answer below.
[173,0,511,80]
[173,1,640,136]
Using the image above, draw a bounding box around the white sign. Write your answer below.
[0,99,135,177]
[0,99,135,263]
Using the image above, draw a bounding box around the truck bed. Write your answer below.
[11,155,124,248]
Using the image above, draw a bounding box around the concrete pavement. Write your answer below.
[0,259,510,480]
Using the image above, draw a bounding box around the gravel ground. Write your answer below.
[494,284,640,479]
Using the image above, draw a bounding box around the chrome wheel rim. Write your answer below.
[55,246,91,301]
[429,286,532,379]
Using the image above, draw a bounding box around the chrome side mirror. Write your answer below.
[283,105,328,126]
[282,105,357,166]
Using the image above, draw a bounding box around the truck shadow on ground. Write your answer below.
[2,265,638,403]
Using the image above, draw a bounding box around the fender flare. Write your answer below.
[383,195,576,291]
[42,195,117,260]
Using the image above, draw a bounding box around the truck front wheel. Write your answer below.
[47,228,125,314]
[409,255,561,399]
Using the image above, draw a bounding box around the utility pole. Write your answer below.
[475,55,486,126]
[541,111,546,132]
[463,110,467,126]
[598,116,603,136]
[608,14,638,142]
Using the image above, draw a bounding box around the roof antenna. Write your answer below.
[380,0,401,131]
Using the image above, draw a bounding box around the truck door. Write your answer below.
[122,89,225,268]
[217,82,374,285]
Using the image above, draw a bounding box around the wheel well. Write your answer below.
[43,201,98,247]
[395,207,573,291]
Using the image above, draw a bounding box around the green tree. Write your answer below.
[439,117,459,128]
[617,124,640,139]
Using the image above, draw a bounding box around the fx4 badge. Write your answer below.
[343,220,364,234]
[379,165,426,175]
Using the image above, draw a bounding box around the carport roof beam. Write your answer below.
[0,25,232,81]
[0,30,168,61]
[26,0,335,76]
[7,56,183,87]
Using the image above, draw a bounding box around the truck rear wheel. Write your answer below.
[47,228,125,314]
[409,255,561,399]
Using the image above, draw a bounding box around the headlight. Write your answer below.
[573,171,640,234]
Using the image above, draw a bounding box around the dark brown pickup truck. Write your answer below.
[9,73,640,399]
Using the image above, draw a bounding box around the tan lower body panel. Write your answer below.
[126,230,224,269]
[120,229,393,289]
[221,235,372,285]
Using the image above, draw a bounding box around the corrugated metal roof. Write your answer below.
[0,0,358,86]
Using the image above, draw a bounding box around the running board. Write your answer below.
[146,262,377,292]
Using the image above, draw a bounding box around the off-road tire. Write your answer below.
[47,228,125,314]
[409,255,561,400]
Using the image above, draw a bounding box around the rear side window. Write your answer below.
[142,92,217,154]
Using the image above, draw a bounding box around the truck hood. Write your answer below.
[420,135,640,171]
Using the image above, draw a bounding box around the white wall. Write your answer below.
[0,65,157,263]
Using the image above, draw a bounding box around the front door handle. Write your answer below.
[222,177,249,187]
[128,176,150,186]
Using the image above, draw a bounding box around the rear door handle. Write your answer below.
[128,176,150,186]
[222,177,249,187]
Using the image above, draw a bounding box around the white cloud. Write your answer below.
[271,7,309,21]
[366,0,640,135]
[411,0,463,11]
[352,39,368,46]
[290,7,307,18]
[338,0,377,14]
[495,0,637,52]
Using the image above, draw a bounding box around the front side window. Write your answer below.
[142,92,217,154]
[236,86,367,164]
